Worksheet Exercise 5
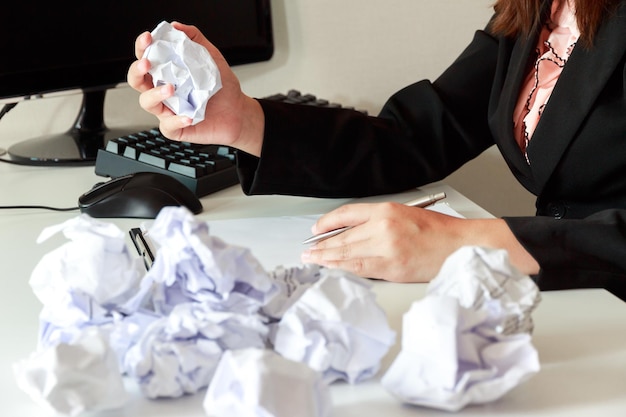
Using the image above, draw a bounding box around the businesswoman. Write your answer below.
[128,0,626,299]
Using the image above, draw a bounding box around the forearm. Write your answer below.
[234,96,265,157]
[462,218,540,275]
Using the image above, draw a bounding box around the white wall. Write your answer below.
[0,0,535,217]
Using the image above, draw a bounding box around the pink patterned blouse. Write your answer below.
[513,0,580,163]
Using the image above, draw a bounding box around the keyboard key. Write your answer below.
[138,152,166,169]
[168,161,205,178]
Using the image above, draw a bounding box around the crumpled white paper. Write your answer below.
[13,327,127,417]
[143,21,222,124]
[381,246,541,411]
[15,207,397,416]
[138,206,279,316]
[204,348,332,417]
[28,215,145,348]
[123,302,268,399]
[272,270,396,384]
[262,263,325,319]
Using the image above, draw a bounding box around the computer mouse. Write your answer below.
[78,172,203,219]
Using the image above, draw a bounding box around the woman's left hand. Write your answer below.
[301,201,539,282]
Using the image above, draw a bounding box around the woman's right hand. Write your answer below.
[126,21,264,157]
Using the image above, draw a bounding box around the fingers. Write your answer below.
[134,83,192,136]
[311,203,372,235]
[301,203,451,282]
[128,32,154,92]
[134,31,152,59]
[301,229,382,277]
[137,83,173,114]
[127,58,152,91]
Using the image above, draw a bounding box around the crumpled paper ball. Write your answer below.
[203,348,332,417]
[139,206,279,316]
[28,214,145,348]
[13,327,127,417]
[262,263,325,319]
[123,302,269,399]
[272,270,396,384]
[381,246,541,411]
[143,21,222,124]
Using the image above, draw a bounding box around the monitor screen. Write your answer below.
[0,0,273,165]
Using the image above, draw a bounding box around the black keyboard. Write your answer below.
[94,90,366,197]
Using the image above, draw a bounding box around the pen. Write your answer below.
[130,227,156,271]
[302,191,447,245]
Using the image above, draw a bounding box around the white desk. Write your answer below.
[1,163,626,416]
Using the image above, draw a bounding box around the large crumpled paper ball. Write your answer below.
[143,21,222,124]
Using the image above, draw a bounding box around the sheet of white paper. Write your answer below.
[206,202,462,271]
[381,246,541,411]
[143,21,222,124]
[204,348,332,417]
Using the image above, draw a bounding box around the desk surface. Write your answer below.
[1,163,626,416]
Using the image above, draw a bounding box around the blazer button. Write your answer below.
[547,202,567,219]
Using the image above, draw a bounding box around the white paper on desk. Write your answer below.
[381,246,541,411]
[143,21,222,124]
[13,327,127,417]
[204,348,332,417]
[272,270,396,384]
[205,202,462,271]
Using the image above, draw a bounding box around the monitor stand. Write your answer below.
[7,90,149,166]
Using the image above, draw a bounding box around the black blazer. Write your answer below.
[238,1,626,299]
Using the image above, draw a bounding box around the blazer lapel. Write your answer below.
[492,28,537,187]
[491,1,553,192]
[526,2,626,192]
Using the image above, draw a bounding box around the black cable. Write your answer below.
[0,102,18,161]
[0,102,18,120]
[0,205,79,212]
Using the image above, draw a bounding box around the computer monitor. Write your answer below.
[0,0,273,166]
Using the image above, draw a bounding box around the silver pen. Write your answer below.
[302,191,447,245]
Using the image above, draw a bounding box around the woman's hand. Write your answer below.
[301,201,539,282]
[126,22,264,156]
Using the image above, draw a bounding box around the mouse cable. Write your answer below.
[0,205,79,212]
[0,102,18,160]
[0,102,18,120]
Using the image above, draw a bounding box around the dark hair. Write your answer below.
[490,0,621,45]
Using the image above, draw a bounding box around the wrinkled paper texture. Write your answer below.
[204,348,332,417]
[272,271,396,384]
[143,21,222,124]
[382,246,541,411]
[15,207,396,416]
[13,327,127,417]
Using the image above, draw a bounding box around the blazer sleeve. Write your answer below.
[237,28,501,197]
[504,211,626,299]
